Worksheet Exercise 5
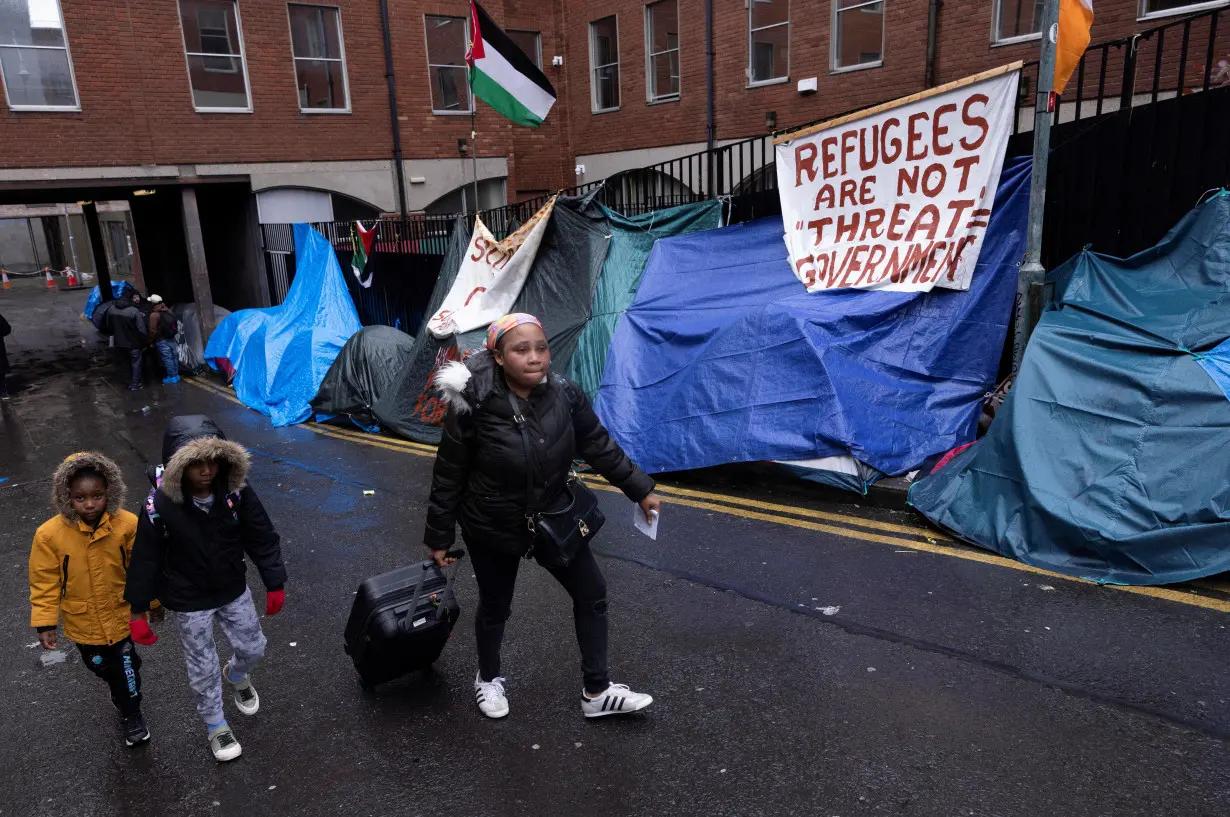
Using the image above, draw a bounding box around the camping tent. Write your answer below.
[593,156,1030,478]
[173,303,232,375]
[204,224,361,427]
[909,192,1230,586]
[372,197,721,443]
[312,325,416,430]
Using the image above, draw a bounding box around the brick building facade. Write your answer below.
[0,0,1222,314]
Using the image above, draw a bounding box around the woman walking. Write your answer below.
[425,313,660,720]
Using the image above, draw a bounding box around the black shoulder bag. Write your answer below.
[508,390,605,569]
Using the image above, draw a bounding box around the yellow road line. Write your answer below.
[183,377,1230,614]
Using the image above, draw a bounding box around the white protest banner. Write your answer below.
[774,64,1020,294]
[427,196,556,338]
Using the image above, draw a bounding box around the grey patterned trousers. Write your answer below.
[172,586,268,726]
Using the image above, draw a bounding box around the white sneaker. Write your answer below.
[474,672,510,719]
[581,683,653,718]
[225,662,260,716]
[208,724,242,762]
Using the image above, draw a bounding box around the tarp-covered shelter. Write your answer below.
[83,281,134,320]
[205,224,361,427]
[312,325,415,430]
[372,198,721,443]
[594,156,1030,477]
[909,192,1230,586]
[173,303,232,375]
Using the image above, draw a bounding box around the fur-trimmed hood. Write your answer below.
[435,349,557,414]
[160,436,250,505]
[52,452,126,523]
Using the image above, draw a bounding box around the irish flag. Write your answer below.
[466,1,556,127]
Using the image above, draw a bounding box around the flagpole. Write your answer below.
[1011,0,1061,377]
[471,106,480,216]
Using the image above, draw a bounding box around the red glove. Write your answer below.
[129,619,158,646]
[265,589,285,616]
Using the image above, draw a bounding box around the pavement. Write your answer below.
[1,282,1228,817]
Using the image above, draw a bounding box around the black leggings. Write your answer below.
[78,638,143,716]
[468,541,610,695]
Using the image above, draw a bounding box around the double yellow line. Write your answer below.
[184,376,1230,614]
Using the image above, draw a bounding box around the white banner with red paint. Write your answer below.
[775,69,1019,293]
[427,196,556,338]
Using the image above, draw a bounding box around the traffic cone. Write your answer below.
[44,267,56,288]
[66,267,80,287]
[1,269,10,289]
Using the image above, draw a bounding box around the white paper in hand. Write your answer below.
[634,507,659,540]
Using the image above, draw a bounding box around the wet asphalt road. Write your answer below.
[1,284,1228,817]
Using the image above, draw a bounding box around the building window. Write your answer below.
[832,0,884,72]
[589,16,620,112]
[993,0,1043,44]
[288,4,349,112]
[425,14,471,113]
[0,0,80,110]
[178,0,252,111]
[748,0,789,85]
[1140,0,1228,19]
[507,29,541,69]
[645,1,680,101]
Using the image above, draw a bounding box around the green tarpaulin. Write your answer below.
[567,201,723,397]
[909,192,1230,586]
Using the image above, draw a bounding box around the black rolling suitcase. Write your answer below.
[344,554,463,688]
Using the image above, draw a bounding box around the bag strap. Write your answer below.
[507,390,538,518]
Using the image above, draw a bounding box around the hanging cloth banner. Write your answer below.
[427,196,556,338]
[774,64,1020,294]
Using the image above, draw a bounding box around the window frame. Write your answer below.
[1138,0,1229,22]
[176,0,254,113]
[0,0,82,112]
[992,0,1044,46]
[747,0,790,88]
[589,15,621,113]
[507,29,542,69]
[830,0,885,75]
[645,0,680,103]
[423,13,473,115]
[286,3,351,114]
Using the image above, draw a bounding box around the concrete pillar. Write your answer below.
[81,202,113,305]
[181,186,216,343]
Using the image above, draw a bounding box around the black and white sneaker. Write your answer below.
[225,661,260,716]
[474,672,510,719]
[121,712,151,746]
[208,724,242,762]
[581,683,653,718]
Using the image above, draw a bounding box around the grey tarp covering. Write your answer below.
[173,303,232,375]
[908,192,1230,586]
[311,325,416,430]
[372,199,612,443]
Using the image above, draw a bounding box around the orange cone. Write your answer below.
[44,267,56,288]
[1,269,10,289]
[66,267,80,287]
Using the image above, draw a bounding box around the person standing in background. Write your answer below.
[0,311,10,399]
[146,295,180,384]
[109,296,148,392]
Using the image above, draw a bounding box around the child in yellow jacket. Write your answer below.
[29,452,153,747]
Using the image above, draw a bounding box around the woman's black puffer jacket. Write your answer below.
[424,351,654,555]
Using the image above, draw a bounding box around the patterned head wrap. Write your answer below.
[486,313,543,351]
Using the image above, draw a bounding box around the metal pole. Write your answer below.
[26,217,42,271]
[379,0,408,217]
[66,212,80,271]
[1011,0,1061,377]
[471,108,480,215]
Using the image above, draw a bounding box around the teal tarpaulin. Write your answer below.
[566,201,722,397]
[909,192,1230,586]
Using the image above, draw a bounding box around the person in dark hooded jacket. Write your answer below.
[425,313,660,721]
[125,415,286,762]
[109,296,148,391]
[0,310,10,398]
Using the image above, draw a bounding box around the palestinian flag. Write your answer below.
[351,221,375,288]
[466,1,556,127]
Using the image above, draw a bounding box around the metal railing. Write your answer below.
[1014,6,1226,133]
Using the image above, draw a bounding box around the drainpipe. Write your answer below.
[705,0,715,150]
[925,0,941,88]
[379,0,408,217]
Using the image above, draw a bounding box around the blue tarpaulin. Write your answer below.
[82,281,134,319]
[594,157,1029,476]
[909,192,1230,586]
[205,224,361,427]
